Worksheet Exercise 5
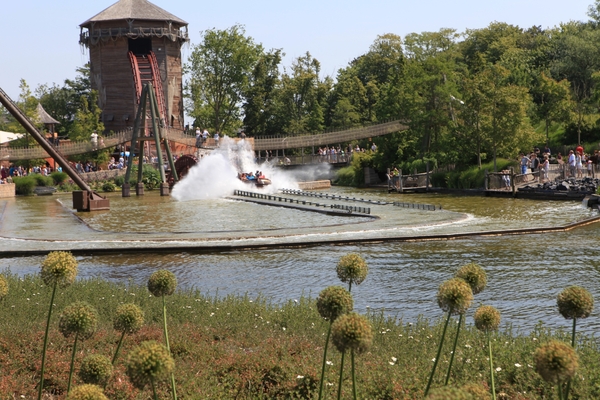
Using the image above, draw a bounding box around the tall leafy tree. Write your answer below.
[185,24,263,135]
[242,49,284,136]
[278,52,331,134]
[531,72,573,144]
[550,22,600,144]
[400,29,461,164]
[478,65,537,171]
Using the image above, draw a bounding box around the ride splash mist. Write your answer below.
[172,137,299,201]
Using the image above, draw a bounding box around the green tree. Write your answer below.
[531,72,572,144]
[400,29,461,164]
[242,49,284,136]
[478,65,537,171]
[550,22,600,144]
[186,24,263,135]
[278,52,331,134]
[36,65,92,136]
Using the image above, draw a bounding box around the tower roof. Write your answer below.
[36,103,60,125]
[80,0,187,27]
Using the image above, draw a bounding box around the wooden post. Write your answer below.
[511,167,516,195]
[484,169,489,190]
[426,161,430,191]
[399,169,403,193]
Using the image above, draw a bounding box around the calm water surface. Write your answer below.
[1,188,599,335]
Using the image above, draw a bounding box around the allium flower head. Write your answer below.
[79,354,113,386]
[336,253,368,286]
[426,386,474,399]
[0,275,8,300]
[126,340,175,389]
[455,263,487,295]
[534,340,579,384]
[58,302,98,340]
[436,278,473,315]
[557,286,594,320]
[147,270,177,297]
[114,303,145,334]
[40,251,78,287]
[316,286,353,321]
[474,305,501,332]
[331,313,373,354]
[68,384,109,400]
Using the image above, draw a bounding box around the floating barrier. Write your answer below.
[280,188,440,211]
[393,202,440,211]
[233,190,370,214]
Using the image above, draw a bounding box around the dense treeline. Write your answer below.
[5,2,600,174]
[185,2,600,172]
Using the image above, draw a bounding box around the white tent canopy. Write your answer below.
[0,130,24,144]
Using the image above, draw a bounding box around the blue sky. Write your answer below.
[0,0,595,101]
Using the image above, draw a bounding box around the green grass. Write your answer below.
[0,273,599,399]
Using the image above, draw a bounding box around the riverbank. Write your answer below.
[2,273,599,399]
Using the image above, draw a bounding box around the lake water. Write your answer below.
[1,188,599,335]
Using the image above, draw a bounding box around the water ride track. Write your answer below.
[0,214,598,258]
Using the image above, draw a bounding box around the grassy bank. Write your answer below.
[1,273,599,399]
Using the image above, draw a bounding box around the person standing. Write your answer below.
[576,151,583,178]
[90,131,98,150]
[214,132,220,147]
[530,153,539,181]
[195,127,202,148]
[541,155,550,183]
[568,150,576,178]
[520,153,529,176]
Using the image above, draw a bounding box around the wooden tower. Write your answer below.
[79,0,188,133]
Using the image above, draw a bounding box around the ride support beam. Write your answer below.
[0,86,109,211]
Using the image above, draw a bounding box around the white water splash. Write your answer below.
[172,137,299,201]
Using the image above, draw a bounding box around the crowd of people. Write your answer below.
[519,145,599,183]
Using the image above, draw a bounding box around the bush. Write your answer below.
[141,165,162,190]
[13,176,37,195]
[114,175,125,187]
[58,182,79,192]
[334,152,372,187]
[50,171,68,185]
[444,159,516,189]
[32,174,54,187]
[102,182,116,192]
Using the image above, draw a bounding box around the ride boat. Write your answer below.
[238,172,271,187]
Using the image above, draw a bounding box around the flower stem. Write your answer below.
[558,381,565,400]
[445,314,463,386]
[351,349,357,400]
[151,377,159,400]
[37,281,57,400]
[564,318,577,399]
[66,332,79,395]
[425,311,452,397]
[487,332,496,400]
[162,295,177,400]
[112,331,127,365]
[318,322,332,400]
[337,351,346,400]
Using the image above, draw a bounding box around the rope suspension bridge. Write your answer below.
[0,119,408,161]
